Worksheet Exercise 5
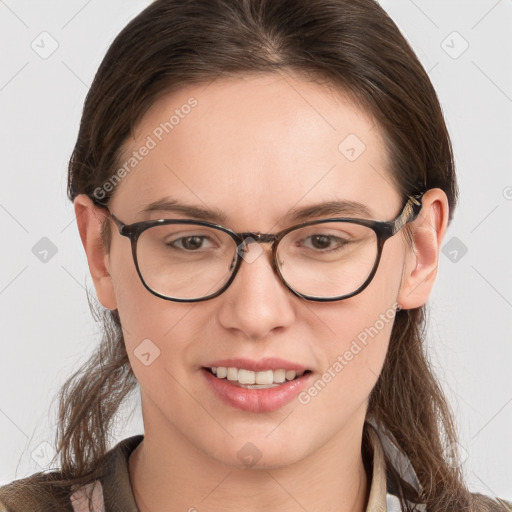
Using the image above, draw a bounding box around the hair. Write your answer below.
[1,1,509,511]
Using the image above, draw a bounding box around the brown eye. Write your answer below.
[169,236,208,251]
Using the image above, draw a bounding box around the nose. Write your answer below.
[216,241,296,339]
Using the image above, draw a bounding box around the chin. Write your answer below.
[204,434,310,470]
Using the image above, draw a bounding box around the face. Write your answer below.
[80,72,437,469]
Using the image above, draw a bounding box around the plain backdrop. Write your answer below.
[1,0,511,501]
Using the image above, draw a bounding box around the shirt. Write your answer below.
[0,424,425,512]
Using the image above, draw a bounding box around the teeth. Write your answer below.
[209,366,306,385]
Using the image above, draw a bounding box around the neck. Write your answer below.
[129,398,370,512]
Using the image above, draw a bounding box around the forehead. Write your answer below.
[111,72,400,226]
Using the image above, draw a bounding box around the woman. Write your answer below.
[1,0,509,511]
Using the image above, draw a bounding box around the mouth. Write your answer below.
[201,366,313,389]
[200,364,314,412]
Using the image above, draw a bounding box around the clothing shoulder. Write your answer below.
[0,471,72,512]
[0,435,143,512]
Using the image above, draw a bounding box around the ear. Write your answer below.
[397,188,449,309]
[74,194,117,310]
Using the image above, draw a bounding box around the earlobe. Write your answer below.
[397,188,449,310]
[74,194,117,310]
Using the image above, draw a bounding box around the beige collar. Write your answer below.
[365,423,389,511]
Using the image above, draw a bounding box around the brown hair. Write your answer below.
[1,1,508,511]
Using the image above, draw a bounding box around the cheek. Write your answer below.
[107,249,177,369]
[109,243,165,331]
[300,299,398,426]
[109,250,207,401]
[300,240,404,416]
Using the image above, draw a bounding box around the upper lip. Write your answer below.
[203,357,309,372]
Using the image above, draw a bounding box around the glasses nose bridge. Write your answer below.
[236,231,280,263]
[239,232,278,245]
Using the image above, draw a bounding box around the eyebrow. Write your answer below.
[139,197,375,225]
[139,198,228,223]
[283,200,374,223]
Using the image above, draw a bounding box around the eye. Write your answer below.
[302,234,350,251]
[166,235,215,251]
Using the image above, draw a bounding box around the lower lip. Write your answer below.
[201,368,313,413]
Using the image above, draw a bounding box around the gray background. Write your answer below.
[1,0,511,500]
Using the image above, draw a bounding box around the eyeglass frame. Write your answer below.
[102,192,425,303]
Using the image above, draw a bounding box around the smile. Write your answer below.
[205,366,310,388]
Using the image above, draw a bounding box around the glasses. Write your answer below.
[105,193,424,302]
